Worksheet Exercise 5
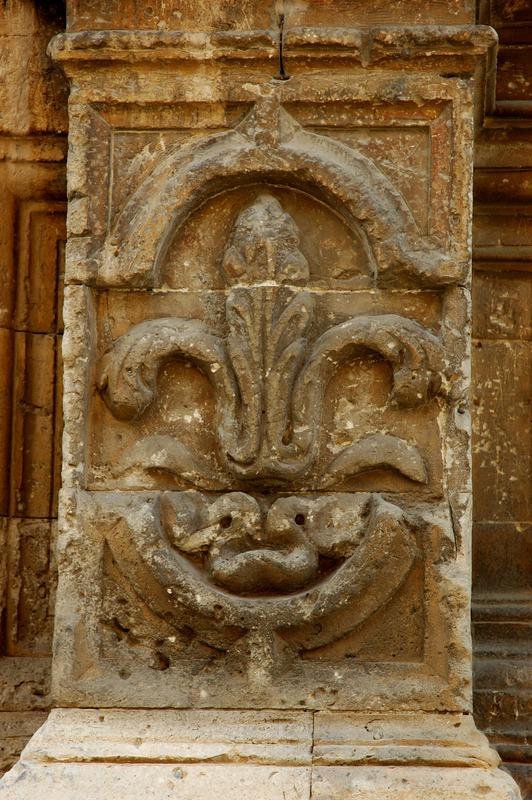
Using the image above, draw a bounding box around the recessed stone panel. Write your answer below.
[52,70,475,710]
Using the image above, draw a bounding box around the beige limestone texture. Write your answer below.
[47,31,490,711]
[0,1,68,774]
[65,0,476,32]
[18,708,500,768]
[0,0,529,795]
[0,1,525,798]
[311,766,521,799]
[0,709,521,799]
[2,763,522,800]
[1,762,312,800]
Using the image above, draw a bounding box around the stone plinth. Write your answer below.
[0,709,520,799]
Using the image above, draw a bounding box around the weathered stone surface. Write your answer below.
[0,0,529,797]
[46,37,485,714]
[0,708,519,799]
[65,0,476,32]
[2,762,522,800]
[472,83,532,795]
[53,489,465,709]
[3,520,57,656]
[0,712,48,775]
[13,708,501,769]
[0,1,67,777]
[18,708,314,765]
[0,657,51,712]
[2,762,312,800]
[1,3,516,795]
[0,1,67,136]
[311,765,521,799]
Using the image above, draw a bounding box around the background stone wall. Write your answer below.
[0,0,67,773]
[0,0,529,796]
[472,3,532,794]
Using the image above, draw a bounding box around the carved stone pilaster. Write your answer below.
[0,10,522,800]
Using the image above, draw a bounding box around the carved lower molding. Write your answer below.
[0,710,520,800]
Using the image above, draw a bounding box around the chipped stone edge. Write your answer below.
[48,25,498,65]
[5,708,502,769]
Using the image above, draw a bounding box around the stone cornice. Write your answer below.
[48,25,497,68]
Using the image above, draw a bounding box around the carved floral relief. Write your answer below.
[92,186,445,624]
[56,100,467,704]
[98,193,443,497]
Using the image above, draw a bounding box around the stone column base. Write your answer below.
[0,709,522,799]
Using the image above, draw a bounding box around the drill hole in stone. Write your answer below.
[220,515,233,529]
[295,513,305,526]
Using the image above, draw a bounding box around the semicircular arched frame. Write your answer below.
[99,103,462,288]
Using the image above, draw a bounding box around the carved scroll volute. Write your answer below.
[220,193,315,481]
[289,314,445,481]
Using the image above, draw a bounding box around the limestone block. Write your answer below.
[311,766,521,799]
[472,340,531,522]
[3,762,522,800]
[0,657,51,712]
[312,711,499,767]
[0,108,67,771]
[0,709,520,799]
[45,29,496,714]
[13,201,66,335]
[0,0,67,135]
[15,708,314,765]
[1,8,521,799]
[0,711,48,775]
[1,763,311,800]
[3,519,57,656]
[10,707,502,769]
[0,329,14,515]
[10,334,58,519]
[65,0,476,32]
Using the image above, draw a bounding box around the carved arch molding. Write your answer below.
[86,97,455,681]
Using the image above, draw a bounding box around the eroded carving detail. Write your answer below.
[161,491,368,594]
[93,490,420,669]
[98,193,444,496]
[222,193,309,285]
[92,186,446,638]
[102,98,464,288]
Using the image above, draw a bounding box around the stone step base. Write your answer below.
[0,761,521,799]
[0,708,522,799]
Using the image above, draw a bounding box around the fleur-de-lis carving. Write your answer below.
[98,193,443,490]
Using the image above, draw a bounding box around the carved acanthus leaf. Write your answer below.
[219,195,314,480]
[223,285,314,479]
[266,290,314,468]
[98,197,444,490]
[223,289,262,468]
